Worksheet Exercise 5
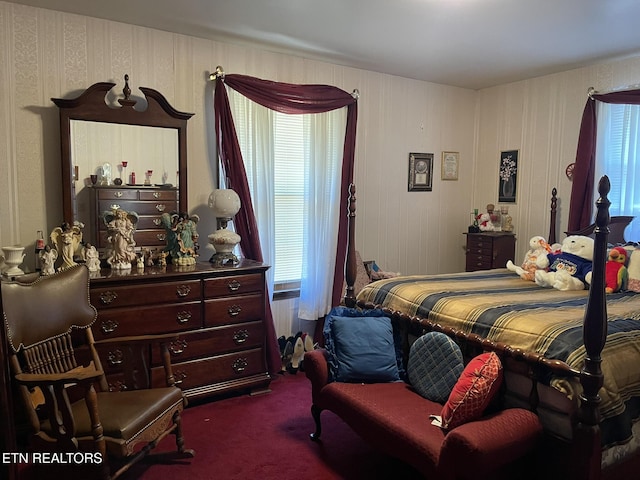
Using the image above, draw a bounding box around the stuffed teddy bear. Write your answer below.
[506,235,551,281]
[605,246,629,293]
[477,212,494,231]
[534,235,594,291]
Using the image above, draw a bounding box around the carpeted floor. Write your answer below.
[123,372,423,480]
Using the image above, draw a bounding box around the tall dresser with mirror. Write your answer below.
[52,76,272,399]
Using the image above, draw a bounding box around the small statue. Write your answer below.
[103,208,138,269]
[40,245,58,276]
[50,222,83,270]
[136,252,145,269]
[83,243,101,271]
[160,212,200,266]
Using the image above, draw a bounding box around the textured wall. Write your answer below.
[2,3,640,332]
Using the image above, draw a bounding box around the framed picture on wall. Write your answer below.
[498,150,518,203]
[408,152,433,191]
[441,151,459,180]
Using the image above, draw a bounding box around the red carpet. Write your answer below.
[123,373,423,480]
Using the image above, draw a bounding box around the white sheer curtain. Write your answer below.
[595,102,640,241]
[228,88,347,319]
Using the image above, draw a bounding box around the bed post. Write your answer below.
[344,184,357,308]
[573,175,610,480]
[549,187,558,245]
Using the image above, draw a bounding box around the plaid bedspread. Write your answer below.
[357,268,640,443]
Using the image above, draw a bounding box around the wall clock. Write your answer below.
[565,163,575,180]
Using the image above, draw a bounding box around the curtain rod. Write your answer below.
[588,83,640,97]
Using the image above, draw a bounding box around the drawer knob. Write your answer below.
[232,329,249,345]
[232,358,248,374]
[101,319,119,334]
[153,218,162,226]
[169,339,188,355]
[176,311,192,324]
[173,370,187,385]
[99,290,118,305]
[176,285,191,297]
[110,204,121,210]
[114,191,123,198]
[228,305,242,317]
[108,349,124,366]
[153,192,160,198]
[227,280,241,292]
[157,233,166,241]
[108,380,128,392]
[155,204,166,212]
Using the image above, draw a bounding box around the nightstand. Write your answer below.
[464,232,516,272]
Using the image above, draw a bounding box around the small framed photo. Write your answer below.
[408,152,433,191]
[498,150,518,203]
[441,151,459,180]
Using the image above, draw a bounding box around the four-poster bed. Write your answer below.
[342,177,640,479]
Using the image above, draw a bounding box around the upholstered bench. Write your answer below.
[304,308,543,479]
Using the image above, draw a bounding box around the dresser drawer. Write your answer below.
[91,279,201,308]
[96,189,139,201]
[98,200,177,216]
[139,189,177,201]
[136,215,165,230]
[466,255,493,271]
[204,294,264,326]
[466,236,494,250]
[204,273,264,298]
[151,321,265,365]
[134,229,168,246]
[151,348,266,390]
[93,301,202,340]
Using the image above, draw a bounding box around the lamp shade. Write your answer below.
[208,189,241,219]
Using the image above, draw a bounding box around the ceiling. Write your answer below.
[7,0,640,89]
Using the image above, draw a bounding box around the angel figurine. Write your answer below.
[160,212,200,266]
[39,245,58,276]
[83,243,101,272]
[103,208,139,269]
[50,222,83,270]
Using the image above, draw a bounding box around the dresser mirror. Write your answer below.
[52,75,194,250]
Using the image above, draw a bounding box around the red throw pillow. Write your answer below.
[440,352,503,430]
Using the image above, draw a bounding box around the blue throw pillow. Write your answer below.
[407,332,464,403]
[323,307,400,383]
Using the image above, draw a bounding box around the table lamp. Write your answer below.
[208,189,242,266]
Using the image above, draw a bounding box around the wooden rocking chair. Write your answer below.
[1,265,194,479]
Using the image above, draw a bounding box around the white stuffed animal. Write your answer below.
[534,235,594,291]
[506,235,550,281]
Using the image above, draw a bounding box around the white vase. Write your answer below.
[1,245,26,276]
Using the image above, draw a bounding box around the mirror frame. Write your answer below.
[52,75,194,228]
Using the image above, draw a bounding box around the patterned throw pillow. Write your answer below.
[407,332,464,403]
[627,249,640,293]
[440,351,503,430]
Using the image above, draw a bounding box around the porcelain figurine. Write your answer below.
[39,245,58,276]
[83,243,101,271]
[160,212,200,266]
[103,208,138,269]
[50,222,83,270]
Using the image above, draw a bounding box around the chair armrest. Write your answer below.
[14,363,103,387]
[439,408,542,478]
[304,349,330,398]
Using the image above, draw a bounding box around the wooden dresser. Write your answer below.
[465,232,516,272]
[90,185,178,251]
[88,260,271,399]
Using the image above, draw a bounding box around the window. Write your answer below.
[595,102,640,241]
[227,89,347,317]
